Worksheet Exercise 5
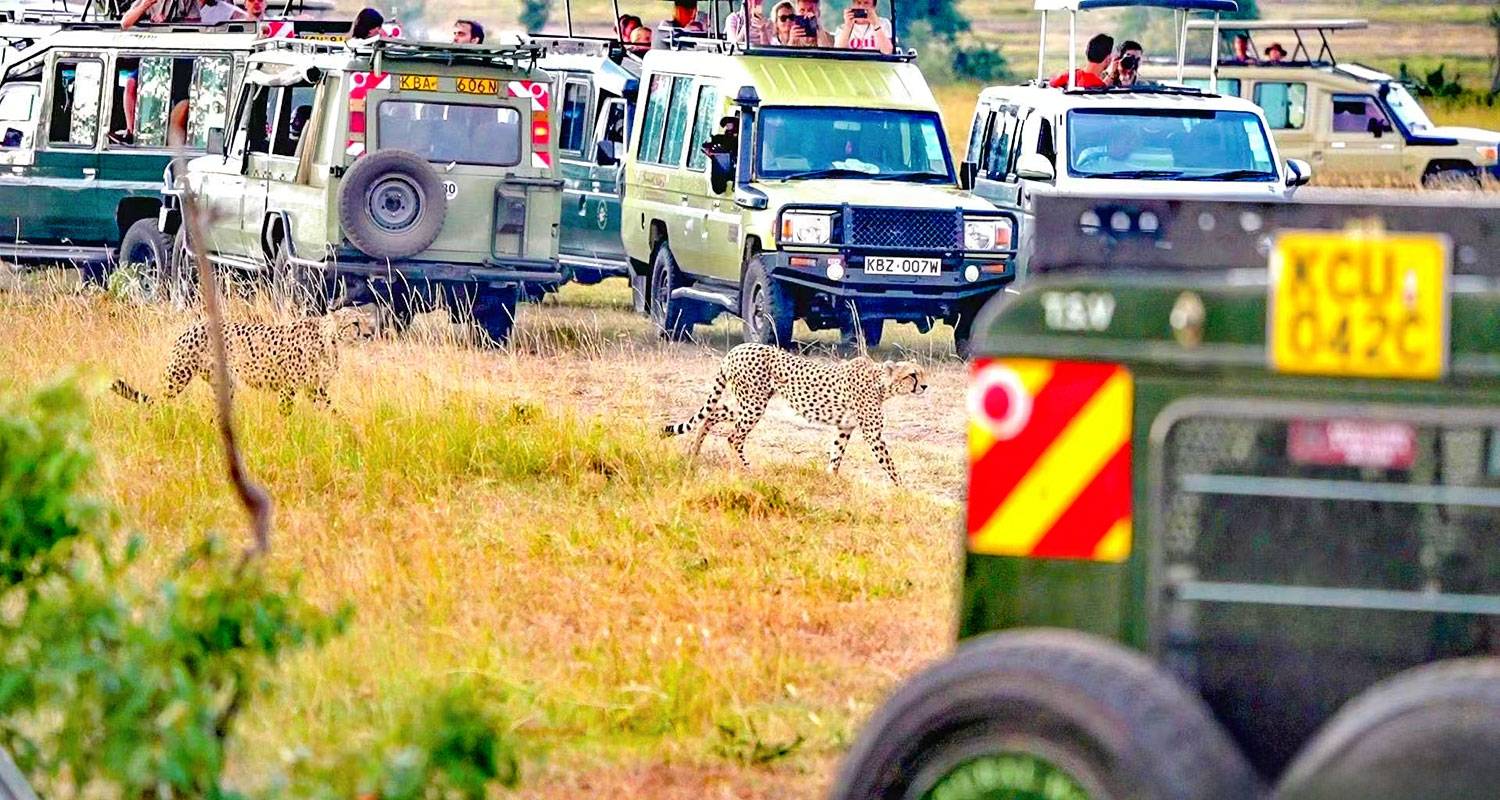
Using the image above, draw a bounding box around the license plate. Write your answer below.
[865,256,941,276]
[1268,228,1449,380]
[398,74,439,91]
[455,76,499,95]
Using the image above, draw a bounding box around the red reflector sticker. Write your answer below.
[1288,419,1416,470]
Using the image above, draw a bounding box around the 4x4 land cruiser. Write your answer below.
[1147,19,1500,187]
[165,36,563,343]
[538,35,638,287]
[964,0,1310,281]
[0,20,260,272]
[833,192,1500,800]
[621,32,1017,356]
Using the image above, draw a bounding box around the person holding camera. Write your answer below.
[783,0,832,46]
[726,0,773,45]
[834,0,892,53]
[1107,40,1142,87]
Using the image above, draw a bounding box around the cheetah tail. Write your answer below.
[661,366,729,438]
[110,379,153,405]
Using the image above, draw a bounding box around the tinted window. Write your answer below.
[964,109,988,164]
[637,73,671,163]
[1182,77,1242,97]
[0,83,39,149]
[659,76,694,166]
[1254,81,1306,130]
[558,79,589,154]
[48,59,103,146]
[1331,93,1391,134]
[377,101,521,166]
[685,84,718,171]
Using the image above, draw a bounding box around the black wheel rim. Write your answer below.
[368,176,423,232]
[912,751,1098,800]
[128,240,163,297]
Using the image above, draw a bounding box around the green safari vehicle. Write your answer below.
[832,194,1500,799]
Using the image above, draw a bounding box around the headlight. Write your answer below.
[964,218,1013,252]
[1477,144,1498,164]
[780,211,833,245]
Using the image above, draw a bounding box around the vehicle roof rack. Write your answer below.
[1064,83,1210,96]
[528,33,633,63]
[1185,17,1366,65]
[254,35,546,71]
[1035,0,1237,10]
[660,26,917,62]
[1033,0,1236,93]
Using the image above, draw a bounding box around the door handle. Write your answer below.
[679,194,691,205]
[82,167,97,179]
[577,194,588,215]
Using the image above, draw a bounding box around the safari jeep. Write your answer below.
[832,194,1500,800]
[964,0,1310,280]
[537,35,638,287]
[621,35,1016,356]
[164,37,563,343]
[0,21,259,272]
[1149,19,1500,187]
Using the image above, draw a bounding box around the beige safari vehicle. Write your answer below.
[1144,19,1500,187]
[620,34,1017,356]
[169,36,564,344]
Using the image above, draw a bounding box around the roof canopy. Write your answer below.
[1185,17,1367,30]
[1034,0,1238,12]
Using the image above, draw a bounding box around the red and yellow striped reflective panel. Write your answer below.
[966,359,1133,562]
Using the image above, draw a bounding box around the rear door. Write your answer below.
[0,79,42,241]
[33,53,106,243]
[556,74,600,260]
[587,95,628,264]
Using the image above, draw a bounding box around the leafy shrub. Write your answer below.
[1402,62,1467,99]
[0,377,519,798]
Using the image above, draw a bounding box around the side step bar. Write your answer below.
[671,285,737,311]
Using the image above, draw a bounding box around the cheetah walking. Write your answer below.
[111,308,367,414]
[664,343,927,484]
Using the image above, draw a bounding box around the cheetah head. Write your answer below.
[321,307,374,341]
[882,360,928,397]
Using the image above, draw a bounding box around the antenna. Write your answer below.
[611,0,621,41]
[565,0,573,37]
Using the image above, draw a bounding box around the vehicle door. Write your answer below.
[1320,92,1403,178]
[0,78,42,239]
[195,80,264,259]
[682,80,738,282]
[32,53,106,243]
[252,80,318,265]
[971,103,1025,214]
[1251,80,1313,168]
[1009,109,1055,278]
[587,95,629,264]
[235,82,280,260]
[555,74,599,260]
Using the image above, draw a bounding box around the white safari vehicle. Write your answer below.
[960,0,1311,277]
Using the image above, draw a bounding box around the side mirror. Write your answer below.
[708,150,734,195]
[958,160,978,190]
[596,139,618,166]
[207,127,225,156]
[734,187,768,210]
[2,127,22,148]
[1285,158,1312,188]
[1368,118,1393,137]
[1015,153,1055,183]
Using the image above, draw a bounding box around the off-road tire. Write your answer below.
[337,149,446,260]
[1276,658,1500,800]
[167,227,200,305]
[120,218,173,301]
[740,257,794,349]
[829,629,1263,800]
[269,237,330,315]
[1421,163,1481,190]
[649,242,698,341]
[471,285,518,347]
[953,298,989,360]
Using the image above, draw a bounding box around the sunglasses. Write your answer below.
[777,14,793,20]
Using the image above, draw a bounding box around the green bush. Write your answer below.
[0,377,520,799]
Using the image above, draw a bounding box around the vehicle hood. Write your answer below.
[1050,178,1294,202]
[1420,126,1500,145]
[753,179,999,212]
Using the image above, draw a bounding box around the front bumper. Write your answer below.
[329,249,565,287]
[763,249,1014,319]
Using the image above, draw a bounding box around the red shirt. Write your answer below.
[1049,69,1107,89]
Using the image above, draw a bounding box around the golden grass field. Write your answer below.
[0,272,975,798]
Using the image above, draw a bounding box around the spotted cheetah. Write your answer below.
[111,308,368,414]
[663,343,928,484]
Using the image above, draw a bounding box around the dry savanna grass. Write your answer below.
[0,268,972,798]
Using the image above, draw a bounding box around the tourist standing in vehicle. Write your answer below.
[120,0,196,28]
[834,0,891,53]
[790,0,833,46]
[197,0,249,24]
[1263,42,1286,63]
[768,1,799,45]
[725,0,772,45]
[1107,40,1142,87]
[664,0,707,32]
[1231,33,1257,63]
[453,18,484,43]
[1049,33,1113,88]
[349,7,383,39]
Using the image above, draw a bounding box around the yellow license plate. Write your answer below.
[455,76,499,95]
[1269,229,1449,380]
[398,74,439,91]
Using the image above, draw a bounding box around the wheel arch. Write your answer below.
[115,196,162,241]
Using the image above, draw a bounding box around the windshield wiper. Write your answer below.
[866,171,954,183]
[774,167,883,181]
[1079,169,1184,179]
[1179,169,1276,181]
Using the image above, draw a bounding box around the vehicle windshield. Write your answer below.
[377,100,521,167]
[1067,108,1278,181]
[756,106,954,183]
[1383,83,1435,133]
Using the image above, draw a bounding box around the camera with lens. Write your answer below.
[1119,54,1140,71]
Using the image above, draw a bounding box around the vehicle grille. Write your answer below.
[847,207,960,251]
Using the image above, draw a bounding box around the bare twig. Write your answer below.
[176,162,273,563]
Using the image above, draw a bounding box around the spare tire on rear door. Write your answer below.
[337,149,446,260]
